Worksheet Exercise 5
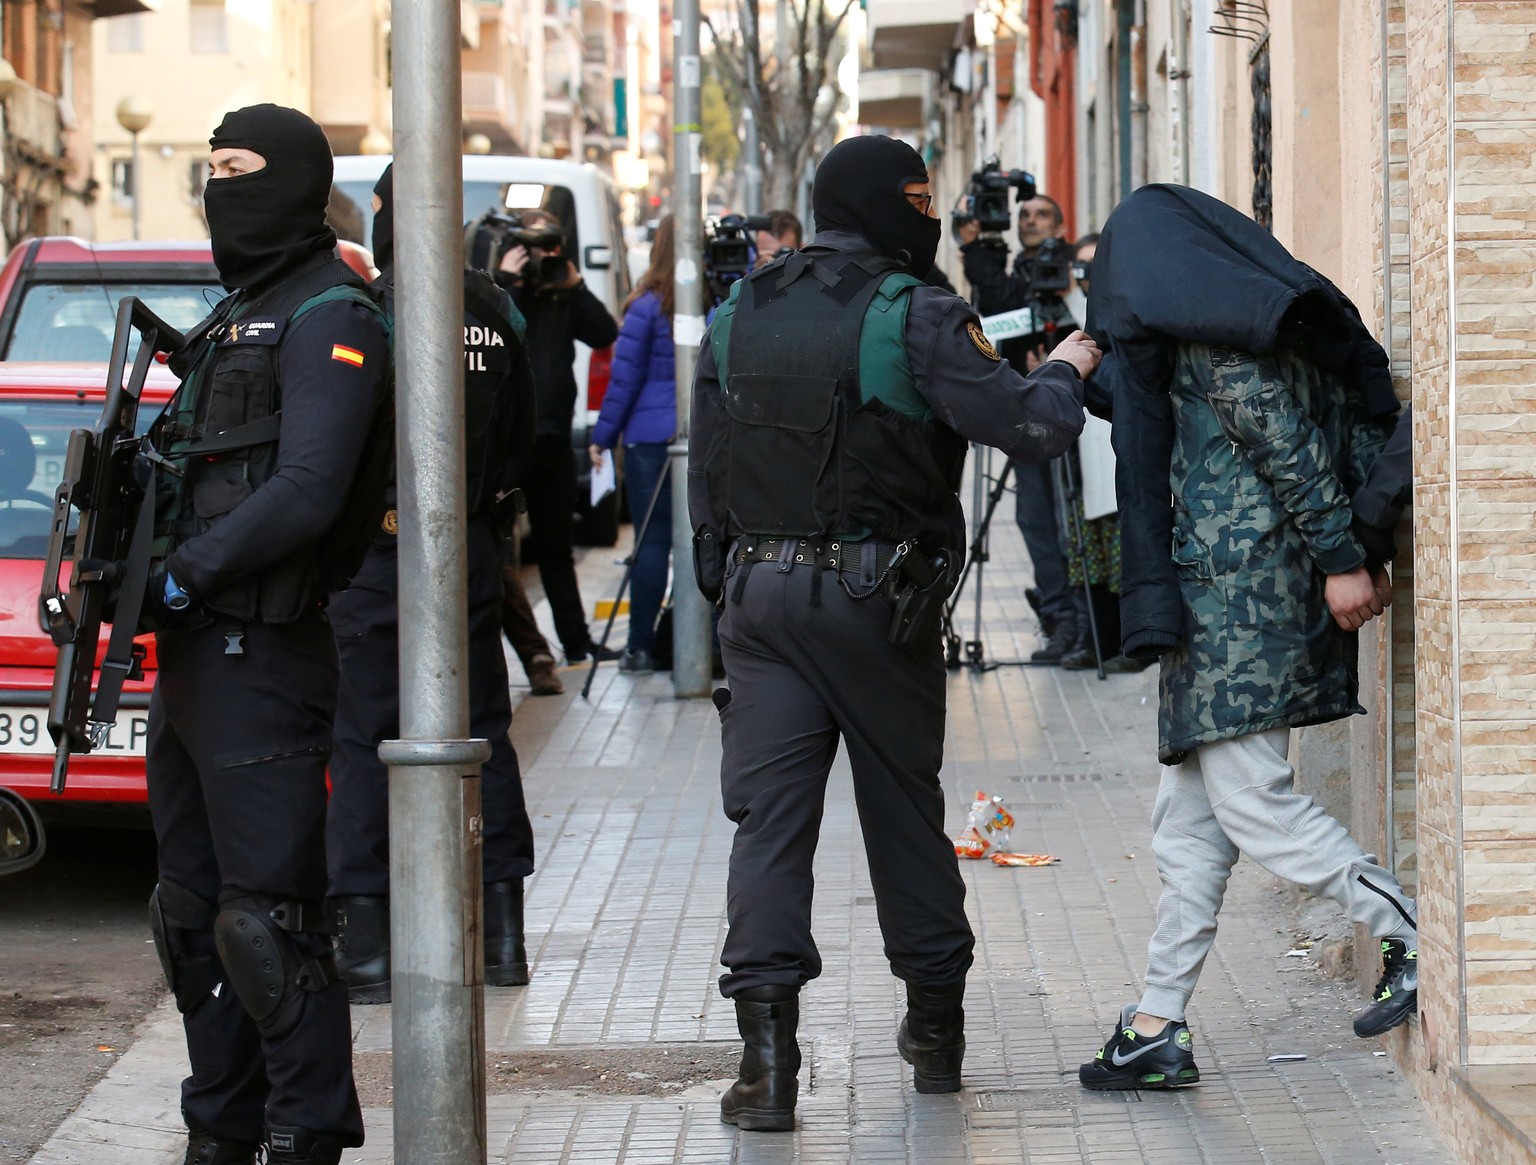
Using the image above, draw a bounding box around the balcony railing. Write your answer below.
[7,83,62,162]
[463,71,512,121]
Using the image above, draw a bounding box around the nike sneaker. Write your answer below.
[1353,938,1418,1037]
[1080,1003,1201,1091]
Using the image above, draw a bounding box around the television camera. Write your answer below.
[951,158,1037,240]
[464,207,568,282]
[704,214,754,305]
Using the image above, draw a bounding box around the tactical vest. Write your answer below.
[703,250,967,553]
[155,257,392,622]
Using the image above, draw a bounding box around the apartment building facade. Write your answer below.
[87,0,634,244]
[0,0,156,248]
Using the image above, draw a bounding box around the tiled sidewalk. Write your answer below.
[30,517,1450,1164]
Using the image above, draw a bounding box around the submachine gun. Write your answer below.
[41,297,184,794]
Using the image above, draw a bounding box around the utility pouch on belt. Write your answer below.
[693,525,727,605]
[887,549,954,657]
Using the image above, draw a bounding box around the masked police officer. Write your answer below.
[324,163,539,1002]
[144,106,391,1165]
[689,135,1101,1131]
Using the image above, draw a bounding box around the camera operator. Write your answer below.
[751,209,803,269]
[955,190,1085,664]
[492,209,621,664]
[955,192,1067,316]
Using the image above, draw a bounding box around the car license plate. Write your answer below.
[0,707,150,757]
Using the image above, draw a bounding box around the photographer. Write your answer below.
[955,185,1085,663]
[492,209,621,664]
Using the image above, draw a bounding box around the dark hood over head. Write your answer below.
[811,135,941,274]
[371,163,395,271]
[203,104,338,292]
[1085,184,1400,667]
[1085,183,1397,418]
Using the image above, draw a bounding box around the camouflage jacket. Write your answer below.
[1158,341,1390,763]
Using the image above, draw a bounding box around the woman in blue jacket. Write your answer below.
[589,216,676,674]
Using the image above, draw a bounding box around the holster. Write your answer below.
[886,548,956,657]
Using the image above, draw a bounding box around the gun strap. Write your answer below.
[175,414,283,458]
[93,465,157,732]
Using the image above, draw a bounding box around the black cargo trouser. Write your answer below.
[147,609,363,1146]
[325,516,535,897]
[715,546,975,998]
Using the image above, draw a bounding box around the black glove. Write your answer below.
[140,568,200,631]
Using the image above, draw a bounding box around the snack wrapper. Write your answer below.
[953,791,1014,859]
[990,852,1061,867]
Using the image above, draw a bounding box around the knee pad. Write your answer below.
[149,880,220,1015]
[213,895,338,1036]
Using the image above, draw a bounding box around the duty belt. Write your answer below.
[731,536,909,605]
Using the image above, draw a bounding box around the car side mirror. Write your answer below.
[584,245,613,270]
[0,787,44,877]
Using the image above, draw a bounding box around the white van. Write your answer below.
[330,155,632,542]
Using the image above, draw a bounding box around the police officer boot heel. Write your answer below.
[265,1126,344,1165]
[332,896,390,1005]
[721,985,800,1132]
[183,1130,261,1165]
[897,980,966,1093]
[484,879,529,986]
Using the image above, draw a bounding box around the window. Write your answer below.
[110,158,134,205]
[189,1,228,55]
[107,14,144,53]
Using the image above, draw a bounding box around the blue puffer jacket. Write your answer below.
[591,289,676,449]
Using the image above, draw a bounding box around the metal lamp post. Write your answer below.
[115,97,153,241]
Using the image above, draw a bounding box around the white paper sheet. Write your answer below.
[590,449,616,507]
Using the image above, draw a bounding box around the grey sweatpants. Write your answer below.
[1139,728,1417,1022]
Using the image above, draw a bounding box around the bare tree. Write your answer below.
[705,0,856,211]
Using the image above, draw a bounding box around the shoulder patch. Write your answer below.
[331,344,367,367]
[967,320,1001,362]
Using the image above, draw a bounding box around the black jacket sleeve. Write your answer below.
[167,300,390,598]
[904,285,1084,462]
[960,241,1026,316]
[686,334,728,600]
[567,281,620,350]
[1351,403,1412,564]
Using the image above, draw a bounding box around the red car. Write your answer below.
[0,236,375,363]
[0,237,373,824]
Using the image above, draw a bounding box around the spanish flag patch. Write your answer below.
[331,344,366,367]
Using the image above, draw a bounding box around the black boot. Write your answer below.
[485,879,530,986]
[266,1126,344,1165]
[184,1130,260,1165]
[897,980,966,1093]
[721,985,800,1132]
[333,895,390,1005]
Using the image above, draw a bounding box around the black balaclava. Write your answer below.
[811,135,941,274]
[371,163,395,271]
[204,104,337,292]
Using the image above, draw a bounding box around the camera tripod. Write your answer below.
[941,442,1106,679]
